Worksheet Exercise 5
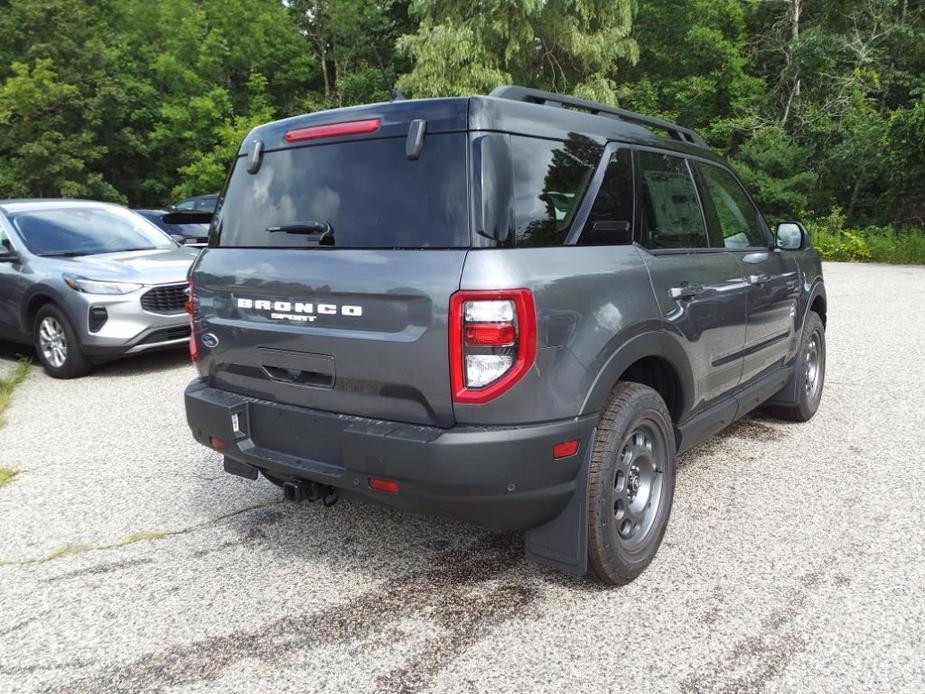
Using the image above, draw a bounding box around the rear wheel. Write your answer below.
[767,311,825,422]
[588,382,676,585]
[33,305,90,379]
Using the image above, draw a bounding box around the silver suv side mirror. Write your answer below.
[0,237,20,263]
[775,222,808,251]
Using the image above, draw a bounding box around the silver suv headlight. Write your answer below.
[63,275,143,295]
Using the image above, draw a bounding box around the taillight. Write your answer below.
[284,118,380,143]
[187,278,200,363]
[449,289,536,404]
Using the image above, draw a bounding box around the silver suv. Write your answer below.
[0,200,198,378]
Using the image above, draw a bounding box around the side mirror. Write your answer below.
[0,238,19,263]
[775,221,808,251]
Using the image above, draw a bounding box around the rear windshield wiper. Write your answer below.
[267,221,331,234]
[267,221,335,245]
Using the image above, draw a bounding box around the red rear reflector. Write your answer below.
[209,437,227,450]
[464,322,516,346]
[368,477,400,494]
[553,439,580,459]
[284,118,381,143]
[187,279,200,362]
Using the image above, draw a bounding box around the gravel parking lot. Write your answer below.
[1,261,923,694]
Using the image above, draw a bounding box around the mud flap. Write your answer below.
[765,368,799,407]
[223,456,258,480]
[523,428,593,576]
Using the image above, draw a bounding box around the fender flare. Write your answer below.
[579,329,695,421]
[768,279,827,407]
[802,280,827,332]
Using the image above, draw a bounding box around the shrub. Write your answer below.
[805,209,925,264]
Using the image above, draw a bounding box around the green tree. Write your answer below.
[618,0,764,149]
[396,0,638,103]
[0,59,120,200]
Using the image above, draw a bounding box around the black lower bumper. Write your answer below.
[185,379,597,530]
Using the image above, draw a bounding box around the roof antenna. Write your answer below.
[372,45,404,101]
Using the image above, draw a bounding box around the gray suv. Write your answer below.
[184,87,827,584]
[0,200,198,378]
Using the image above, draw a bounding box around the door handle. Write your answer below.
[669,285,704,300]
[747,273,770,286]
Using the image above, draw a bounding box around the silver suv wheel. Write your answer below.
[39,316,68,368]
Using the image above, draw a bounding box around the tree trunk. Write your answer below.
[320,41,330,99]
[782,0,801,126]
[846,180,861,223]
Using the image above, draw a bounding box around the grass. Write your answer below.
[42,530,167,562]
[0,357,31,491]
[0,466,18,488]
[0,356,32,428]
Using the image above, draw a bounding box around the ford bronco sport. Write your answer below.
[184,86,826,585]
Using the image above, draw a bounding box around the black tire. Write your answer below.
[766,311,825,422]
[588,382,677,585]
[33,304,91,379]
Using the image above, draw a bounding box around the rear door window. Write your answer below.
[577,148,634,246]
[637,151,709,250]
[214,134,469,248]
[511,134,603,247]
[694,162,767,249]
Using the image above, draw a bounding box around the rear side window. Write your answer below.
[511,134,603,247]
[695,163,767,248]
[577,149,634,246]
[637,151,709,250]
[214,134,469,248]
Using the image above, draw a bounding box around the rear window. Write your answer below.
[214,134,469,248]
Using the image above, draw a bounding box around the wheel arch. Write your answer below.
[21,286,66,333]
[580,331,694,424]
[808,283,827,327]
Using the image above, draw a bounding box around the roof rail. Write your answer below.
[488,85,708,148]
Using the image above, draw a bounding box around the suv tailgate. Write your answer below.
[193,248,465,427]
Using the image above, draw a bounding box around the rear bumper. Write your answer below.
[185,379,596,530]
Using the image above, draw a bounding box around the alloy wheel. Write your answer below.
[39,316,68,368]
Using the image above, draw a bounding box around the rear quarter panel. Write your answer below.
[456,245,661,425]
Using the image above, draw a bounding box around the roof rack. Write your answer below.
[488,85,708,148]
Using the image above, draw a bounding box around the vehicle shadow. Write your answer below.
[0,339,35,365]
[204,472,597,590]
[91,348,193,377]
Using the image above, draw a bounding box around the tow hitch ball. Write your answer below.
[282,479,338,506]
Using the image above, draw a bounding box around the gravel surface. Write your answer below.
[1,261,923,693]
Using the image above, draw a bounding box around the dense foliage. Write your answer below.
[0,0,922,257]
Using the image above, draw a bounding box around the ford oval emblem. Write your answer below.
[201,332,220,348]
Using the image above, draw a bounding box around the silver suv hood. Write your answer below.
[49,248,199,285]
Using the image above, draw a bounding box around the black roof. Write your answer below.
[239,86,723,164]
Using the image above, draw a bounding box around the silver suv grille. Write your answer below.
[141,283,188,314]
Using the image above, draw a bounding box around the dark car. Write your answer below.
[183,86,827,584]
[135,209,210,247]
[169,193,218,213]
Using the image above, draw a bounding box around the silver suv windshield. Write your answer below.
[11,207,174,257]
